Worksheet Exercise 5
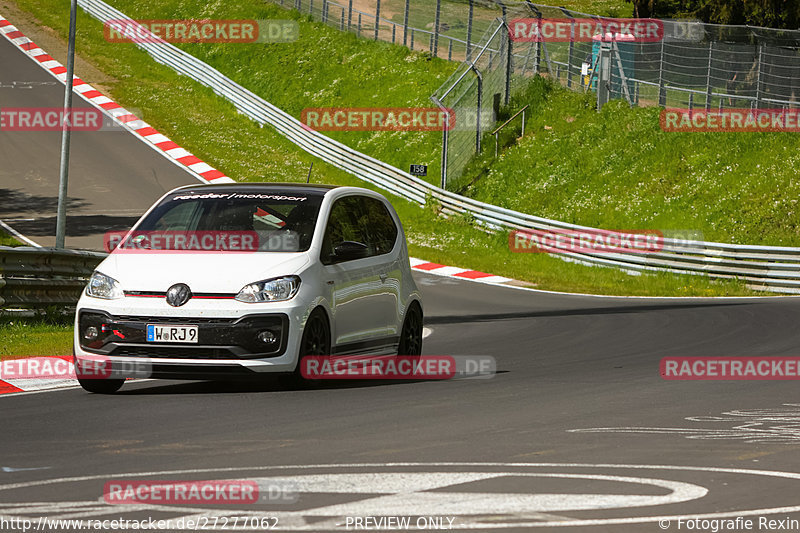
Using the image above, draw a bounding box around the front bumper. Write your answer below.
[74,295,309,379]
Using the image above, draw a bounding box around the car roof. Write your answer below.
[171,182,341,197]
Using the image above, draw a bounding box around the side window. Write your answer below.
[321,197,368,265]
[361,197,398,256]
[321,196,399,265]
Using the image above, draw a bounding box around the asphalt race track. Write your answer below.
[3,14,800,533]
[0,36,199,251]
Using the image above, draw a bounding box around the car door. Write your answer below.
[321,195,395,352]
[359,196,402,336]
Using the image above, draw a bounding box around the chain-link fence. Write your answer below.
[272,0,800,189]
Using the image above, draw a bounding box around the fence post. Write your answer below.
[466,0,474,62]
[431,96,449,189]
[472,66,483,153]
[567,17,575,88]
[433,0,442,58]
[374,0,381,41]
[403,0,410,46]
[348,0,353,30]
[322,0,328,23]
[596,43,611,111]
[341,8,345,30]
[755,43,764,108]
[505,21,512,105]
[705,41,713,110]
[658,39,666,106]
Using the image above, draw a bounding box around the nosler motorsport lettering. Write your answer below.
[301,108,456,131]
[509,18,663,42]
[170,192,307,201]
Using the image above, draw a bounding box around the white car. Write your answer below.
[73,183,423,393]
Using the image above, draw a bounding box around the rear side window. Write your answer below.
[321,196,398,264]
[361,197,398,256]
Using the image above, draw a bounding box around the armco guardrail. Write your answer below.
[0,247,105,309]
[73,0,800,294]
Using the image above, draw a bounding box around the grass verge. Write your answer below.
[461,77,800,247]
[0,228,24,247]
[0,315,73,359]
[1,0,765,303]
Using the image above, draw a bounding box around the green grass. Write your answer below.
[3,0,765,298]
[0,316,74,359]
[0,229,23,247]
[460,77,800,247]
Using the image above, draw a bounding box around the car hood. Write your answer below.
[95,252,311,293]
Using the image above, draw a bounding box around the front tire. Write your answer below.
[288,308,331,385]
[73,353,124,394]
[77,377,125,394]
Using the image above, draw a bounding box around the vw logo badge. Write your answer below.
[166,283,192,307]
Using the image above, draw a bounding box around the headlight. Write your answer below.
[85,271,124,300]
[235,276,301,303]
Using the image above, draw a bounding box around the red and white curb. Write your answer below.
[409,257,513,285]
[0,14,233,185]
[0,356,79,395]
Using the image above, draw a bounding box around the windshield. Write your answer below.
[126,190,324,252]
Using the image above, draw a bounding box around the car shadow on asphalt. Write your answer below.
[423,301,752,325]
[114,374,494,395]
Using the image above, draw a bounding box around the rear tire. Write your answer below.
[398,302,423,356]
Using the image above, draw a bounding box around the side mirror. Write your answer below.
[333,241,369,262]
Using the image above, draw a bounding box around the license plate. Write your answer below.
[146,324,198,343]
